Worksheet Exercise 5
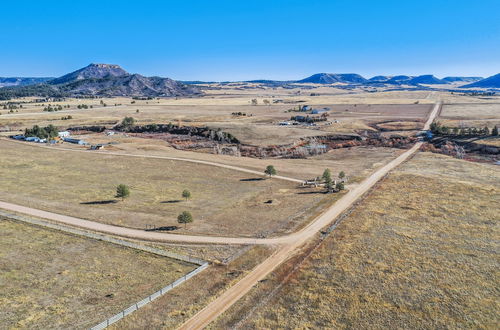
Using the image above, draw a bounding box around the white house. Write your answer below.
[58,131,70,138]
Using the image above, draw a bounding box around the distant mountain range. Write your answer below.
[0,64,200,99]
[1,65,498,99]
[461,73,500,88]
[442,76,483,83]
[0,77,54,87]
[296,73,367,84]
[185,73,491,87]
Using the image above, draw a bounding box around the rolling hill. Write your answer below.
[461,73,500,88]
[0,64,201,99]
[442,76,483,83]
[0,77,53,87]
[296,73,367,84]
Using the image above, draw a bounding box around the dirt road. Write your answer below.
[0,138,302,184]
[0,101,441,328]
[177,101,441,329]
[0,142,420,245]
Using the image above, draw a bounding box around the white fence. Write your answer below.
[0,210,210,329]
[0,210,206,265]
[90,262,209,330]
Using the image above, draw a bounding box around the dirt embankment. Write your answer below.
[68,123,418,159]
[233,134,417,158]
[421,136,500,162]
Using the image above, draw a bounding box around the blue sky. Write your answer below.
[1,0,499,80]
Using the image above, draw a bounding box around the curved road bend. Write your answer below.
[0,141,421,245]
[0,102,440,328]
[178,101,441,329]
[0,138,302,184]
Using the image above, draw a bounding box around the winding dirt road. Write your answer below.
[0,102,440,328]
[177,101,441,329]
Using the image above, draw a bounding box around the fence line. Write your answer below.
[90,262,209,330]
[0,210,210,329]
[0,210,206,265]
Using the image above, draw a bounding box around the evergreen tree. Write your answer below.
[177,211,193,229]
[182,189,191,201]
[265,165,277,177]
[116,184,130,201]
[492,126,499,136]
[322,169,332,183]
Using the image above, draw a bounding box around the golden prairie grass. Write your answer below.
[0,219,196,329]
[0,140,333,237]
[213,152,499,329]
[109,245,274,330]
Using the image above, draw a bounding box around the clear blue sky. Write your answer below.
[1,0,499,80]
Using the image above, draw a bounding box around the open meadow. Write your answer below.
[0,140,343,237]
[0,219,196,329]
[438,103,500,128]
[213,152,500,329]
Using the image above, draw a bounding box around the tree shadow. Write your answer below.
[145,226,180,232]
[80,200,118,205]
[161,200,182,204]
[240,178,265,182]
[296,191,327,195]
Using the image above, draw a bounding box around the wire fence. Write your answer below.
[0,210,206,265]
[90,262,209,330]
[0,210,210,329]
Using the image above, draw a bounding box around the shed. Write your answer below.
[63,137,87,145]
[58,131,70,138]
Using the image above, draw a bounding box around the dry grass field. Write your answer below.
[438,103,500,128]
[64,134,403,181]
[0,140,341,237]
[213,152,499,329]
[0,90,434,143]
[109,245,273,329]
[0,219,196,329]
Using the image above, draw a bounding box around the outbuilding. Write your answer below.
[63,137,87,145]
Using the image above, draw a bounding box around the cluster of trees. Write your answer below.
[3,103,22,110]
[68,125,106,132]
[0,84,66,100]
[77,104,92,109]
[43,104,63,112]
[250,99,271,105]
[117,119,240,144]
[24,124,59,139]
[60,115,73,120]
[132,96,154,100]
[121,116,136,128]
[430,122,499,136]
[322,169,346,193]
[231,112,247,116]
[291,115,327,123]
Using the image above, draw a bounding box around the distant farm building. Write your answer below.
[311,107,331,114]
[58,131,70,138]
[63,137,87,145]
